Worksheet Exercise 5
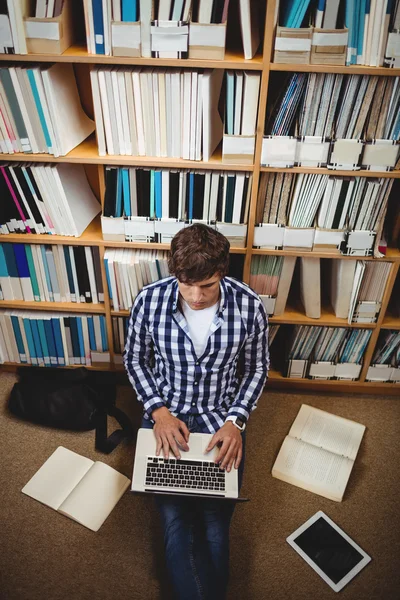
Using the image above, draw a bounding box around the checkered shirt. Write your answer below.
[123,276,269,433]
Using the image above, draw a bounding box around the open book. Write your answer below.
[272,405,365,502]
[22,447,131,531]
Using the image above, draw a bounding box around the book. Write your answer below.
[22,446,130,531]
[272,404,366,502]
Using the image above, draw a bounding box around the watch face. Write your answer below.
[236,418,244,429]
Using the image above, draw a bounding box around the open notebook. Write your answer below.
[22,446,131,532]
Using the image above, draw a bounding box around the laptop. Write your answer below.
[131,428,245,500]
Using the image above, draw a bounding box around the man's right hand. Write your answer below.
[151,407,190,459]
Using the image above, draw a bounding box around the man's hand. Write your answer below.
[152,407,190,459]
[205,422,243,472]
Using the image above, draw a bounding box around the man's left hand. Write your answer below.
[205,422,243,472]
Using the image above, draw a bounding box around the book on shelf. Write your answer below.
[0,64,95,157]
[103,167,251,224]
[370,330,400,367]
[104,248,170,312]
[112,315,129,359]
[22,446,130,532]
[0,164,101,237]
[91,66,223,160]
[0,243,103,305]
[249,255,296,316]
[0,310,109,366]
[265,72,400,149]
[299,256,320,319]
[277,0,399,66]
[272,404,366,501]
[85,0,249,58]
[285,325,372,379]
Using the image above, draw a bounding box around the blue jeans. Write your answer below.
[141,415,245,600]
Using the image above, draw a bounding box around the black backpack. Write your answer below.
[8,367,133,454]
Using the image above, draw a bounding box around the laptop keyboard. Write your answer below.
[145,456,226,492]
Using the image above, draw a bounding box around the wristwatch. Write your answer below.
[230,417,246,432]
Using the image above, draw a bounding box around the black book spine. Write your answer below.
[91,246,104,301]
[73,246,92,303]
[216,174,224,222]
[193,173,205,220]
[169,171,179,219]
[240,174,250,224]
[103,167,118,217]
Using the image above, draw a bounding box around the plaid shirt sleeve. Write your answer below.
[226,300,269,424]
[123,292,166,417]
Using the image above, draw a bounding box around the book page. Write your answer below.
[22,447,94,510]
[289,404,366,460]
[272,437,354,501]
[58,462,130,532]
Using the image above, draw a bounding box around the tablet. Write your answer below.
[287,511,371,592]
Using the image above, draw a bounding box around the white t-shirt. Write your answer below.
[181,299,219,358]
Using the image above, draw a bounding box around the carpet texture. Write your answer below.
[1,371,399,600]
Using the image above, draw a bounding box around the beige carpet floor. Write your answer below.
[1,371,399,600]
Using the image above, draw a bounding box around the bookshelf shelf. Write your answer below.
[0,45,265,70]
[269,305,376,328]
[270,63,400,77]
[0,138,254,171]
[260,166,400,179]
[0,301,105,313]
[0,0,399,391]
[251,247,400,262]
[381,315,400,330]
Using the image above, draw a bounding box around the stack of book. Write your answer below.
[0,310,109,366]
[91,67,223,160]
[0,164,100,237]
[104,248,170,312]
[103,167,252,223]
[0,65,94,156]
[0,243,104,304]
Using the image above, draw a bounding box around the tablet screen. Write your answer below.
[293,516,364,584]
[287,511,371,592]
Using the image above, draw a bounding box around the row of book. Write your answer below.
[224,71,260,136]
[84,0,259,59]
[0,310,109,366]
[103,167,252,223]
[285,325,372,379]
[91,67,224,160]
[0,243,104,304]
[278,0,400,67]
[104,249,170,312]
[0,65,94,156]
[250,255,392,323]
[0,163,100,237]
[257,172,394,232]
[266,73,400,141]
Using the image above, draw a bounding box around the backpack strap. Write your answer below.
[94,404,134,454]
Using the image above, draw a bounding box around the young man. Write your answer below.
[124,223,269,600]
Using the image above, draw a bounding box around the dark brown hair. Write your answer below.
[168,224,230,283]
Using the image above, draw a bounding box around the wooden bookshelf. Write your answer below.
[0,0,399,391]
